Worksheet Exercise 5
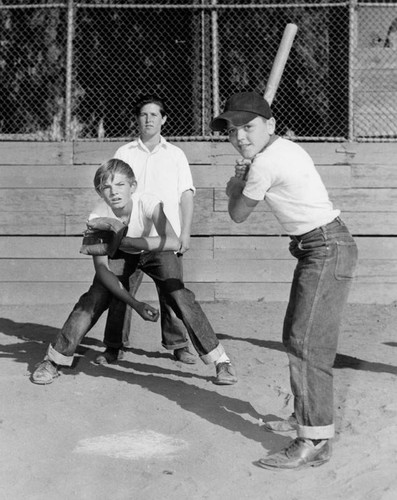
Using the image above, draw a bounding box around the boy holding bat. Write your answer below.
[31,159,237,386]
[211,91,357,470]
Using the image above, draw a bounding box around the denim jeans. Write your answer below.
[48,251,224,366]
[104,267,189,351]
[49,255,134,366]
[283,218,358,440]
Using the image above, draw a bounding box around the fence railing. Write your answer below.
[1,0,396,141]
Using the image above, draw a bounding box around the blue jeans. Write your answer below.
[283,218,358,440]
[104,267,189,351]
[49,251,224,366]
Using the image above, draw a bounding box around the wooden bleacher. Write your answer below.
[1,140,397,305]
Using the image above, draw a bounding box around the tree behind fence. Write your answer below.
[1,0,396,142]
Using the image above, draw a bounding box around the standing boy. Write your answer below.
[210,92,357,469]
[97,94,195,365]
[31,159,237,386]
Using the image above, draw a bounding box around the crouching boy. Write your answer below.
[31,159,237,386]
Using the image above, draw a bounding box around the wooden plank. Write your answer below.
[0,282,214,306]
[352,165,397,188]
[75,140,392,168]
[214,236,397,260]
[1,236,396,261]
[0,165,97,188]
[347,144,397,165]
[0,213,68,235]
[215,188,397,213]
[0,141,395,171]
[2,280,397,305]
[215,282,397,304]
[2,257,396,284]
[3,209,397,236]
[0,163,352,189]
[0,187,96,216]
[195,212,397,236]
[0,142,73,165]
[0,236,213,260]
[214,236,292,259]
[12,184,396,225]
[73,140,237,166]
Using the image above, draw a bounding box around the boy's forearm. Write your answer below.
[119,235,180,253]
[180,190,194,235]
[226,177,258,223]
[94,262,141,310]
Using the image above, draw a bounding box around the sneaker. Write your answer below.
[174,346,197,364]
[256,438,331,470]
[214,362,237,385]
[262,414,298,432]
[94,347,122,365]
[31,359,59,385]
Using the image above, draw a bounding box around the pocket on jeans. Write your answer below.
[335,241,358,280]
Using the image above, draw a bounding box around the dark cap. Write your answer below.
[210,92,272,131]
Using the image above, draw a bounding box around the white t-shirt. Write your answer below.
[243,138,340,235]
[114,136,195,236]
[89,192,161,248]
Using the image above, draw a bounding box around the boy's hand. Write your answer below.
[234,159,251,180]
[80,217,128,258]
[134,302,160,322]
[226,176,246,198]
[177,232,191,255]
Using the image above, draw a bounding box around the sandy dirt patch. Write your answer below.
[1,301,396,500]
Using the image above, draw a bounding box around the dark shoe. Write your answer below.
[95,347,122,365]
[173,347,197,364]
[214,362,237,385]
[262,414,297,433]
[256,438,331,470]
[31,360,59,385]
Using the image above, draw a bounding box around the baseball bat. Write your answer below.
[264,23,298,106]
[237,23,298,180]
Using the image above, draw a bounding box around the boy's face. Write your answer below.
[137,103,167,138]
[99,173,136,211]
[227,116,275,159]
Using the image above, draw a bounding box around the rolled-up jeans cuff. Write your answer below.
[297,423,335,440]
[200,343,225,365]
[46,344,73,367]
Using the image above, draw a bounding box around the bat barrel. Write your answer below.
[264,23,298,106]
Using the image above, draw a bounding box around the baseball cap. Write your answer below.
[210,92,273,132]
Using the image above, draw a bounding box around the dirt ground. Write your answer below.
[1,300,396,500]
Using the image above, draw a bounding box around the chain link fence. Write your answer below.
[1,0,397,142]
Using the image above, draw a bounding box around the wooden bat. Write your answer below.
[237,23,298,180]
[264,23,298,106]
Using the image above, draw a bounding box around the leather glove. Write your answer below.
[79,217,128,258]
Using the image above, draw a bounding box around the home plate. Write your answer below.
[74,430,188,460]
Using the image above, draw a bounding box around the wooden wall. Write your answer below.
[1,140,397,305]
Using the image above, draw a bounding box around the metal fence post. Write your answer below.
[348,0,357,142]
[211,0,219,127]
[65,0,75,141]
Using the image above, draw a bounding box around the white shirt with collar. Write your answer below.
[114,136,195,237]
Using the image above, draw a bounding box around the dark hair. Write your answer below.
[94,159,135,193]
[134,94,167,117]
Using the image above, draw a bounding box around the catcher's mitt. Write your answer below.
[79,217,128,258]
